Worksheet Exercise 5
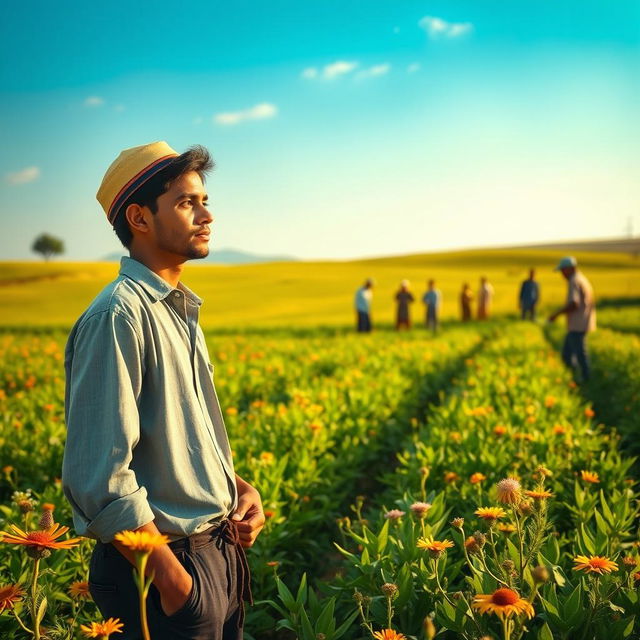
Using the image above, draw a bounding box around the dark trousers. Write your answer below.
[89,521,250,640]
[521,305,536,321]
[426,307,438,332]
[357,311,371,333]
[562,331,590,381]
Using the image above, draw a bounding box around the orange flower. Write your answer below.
[498,523,517,534]
[264,509,276,518]
[580,470,600,484]
[0,523,81,551]
[444,471,459,483]
[41,503,56,512]
[449,431,462,443]
[544,396,556,408]
[470,473,486,485]
[475,506,507,522]
[493,425,508,436]
[496,477,521,505]
[524,489,553,500]
[0,584,24,613]
[573,555,618,575]
[472,588,535,619]
[584,407,595,418]
[226,407,238,416]
[266,561,279,567]
[372,629,406,640]
[69,580,91,599]
[552,424,567,435]
[417,537,454,558]
[80,617,124,637]
[113,530,169,553]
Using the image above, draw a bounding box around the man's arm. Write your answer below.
[548,300,578,322]
[232,474,265,548]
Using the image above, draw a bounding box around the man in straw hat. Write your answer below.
[548,256,596,382]
[62,142,264,639]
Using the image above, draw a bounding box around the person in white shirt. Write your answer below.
[354,278,374,332]
[548,256,596,381]
[477,277,494,320]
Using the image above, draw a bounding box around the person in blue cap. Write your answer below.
[548,256,596,381]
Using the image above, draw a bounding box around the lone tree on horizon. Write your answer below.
[32,233,65,261]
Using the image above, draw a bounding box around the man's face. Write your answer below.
[148,171,213,260]
[560,266,575,280]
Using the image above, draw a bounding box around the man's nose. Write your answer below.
[197,203,213,224]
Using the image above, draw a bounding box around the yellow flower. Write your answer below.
[580,470,600,484]
[498,523,517,535]
[69,580,91,599]
[113,530,169,553]
[0,523,81,551]
[417,537,454,558]
[260,452,275,464]
[80,617,124,637]
[573,555,618,575]
[496,477,521,505]
[472,588,535,619]
[0,584,24,613]
[475,506,507,522]
[524,489,554,500]
[372,630,406,640]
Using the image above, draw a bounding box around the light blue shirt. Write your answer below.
[355,286,372,313]
[423,289,441,309]
[62,257,237,542]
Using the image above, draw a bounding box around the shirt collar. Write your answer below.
[119,256,202,306]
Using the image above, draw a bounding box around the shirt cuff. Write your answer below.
[88,486,155,543]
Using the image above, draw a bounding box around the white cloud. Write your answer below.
[419,16,473,39]
[214,102,278,126]
[84,96,105,107]
[323,60,358,79]
[301,67,318,79]
[5,166,40,185]
[358,63,391,79]
[407,62,421,73]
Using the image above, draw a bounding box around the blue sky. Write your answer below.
[1,0,639,260]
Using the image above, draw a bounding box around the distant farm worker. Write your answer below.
[477,276,494,320]
[354,278,374,333]
[422,279,441,332]
[395,279,415,330]
[519,268,540,320]
[62,142,264,640]
[548,256,596,382]
[460,283,473,322]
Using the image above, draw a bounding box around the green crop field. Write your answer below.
[1,248,640,639]
[1,248,639,329]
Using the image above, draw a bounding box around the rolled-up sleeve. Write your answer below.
[62,309,155,542]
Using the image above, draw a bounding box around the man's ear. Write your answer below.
[125,204,151,235]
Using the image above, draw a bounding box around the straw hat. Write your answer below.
[96,141,179,224]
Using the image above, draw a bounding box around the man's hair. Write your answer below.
[112,145,214,248]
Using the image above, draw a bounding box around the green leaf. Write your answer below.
[36,595,48,627]
[314,597,336,635]
[538,622,554,640]
[334,609,360,640]
[276,576,296,612]
[377,519,390,555]
[295,573,308,606]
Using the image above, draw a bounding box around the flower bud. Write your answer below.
[532,565,550,584]
[501,559,515,572]
[450,517,464,529]
[381,583,399,599]
[423,616,436,639]
[473,531,486,548]
[38,510,54,531]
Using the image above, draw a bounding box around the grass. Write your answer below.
[1,248,639,329]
